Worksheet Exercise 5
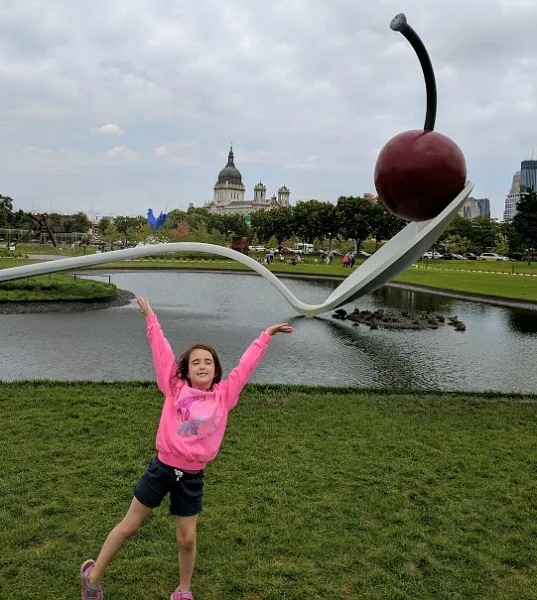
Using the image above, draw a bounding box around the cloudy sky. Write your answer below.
[1,0,535,220]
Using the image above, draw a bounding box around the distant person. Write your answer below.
[80,297,293,600]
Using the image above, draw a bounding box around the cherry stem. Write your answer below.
[390,13,437,132]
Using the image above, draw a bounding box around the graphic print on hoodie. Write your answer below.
[176,394,221,438]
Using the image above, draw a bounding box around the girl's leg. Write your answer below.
[89,497,154,586]
[176,514,199,592]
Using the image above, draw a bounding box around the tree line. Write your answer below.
[0,195,92,234]
[3,191,537,261]
[94,197,407,254]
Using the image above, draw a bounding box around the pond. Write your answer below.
[1,271,537,393]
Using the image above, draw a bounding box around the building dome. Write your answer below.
[217,147,242,184]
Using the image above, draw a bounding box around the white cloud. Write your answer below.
[92,123,124,136]
[0,0,535,218]
[103,146,137,160]
[154,141,201,166]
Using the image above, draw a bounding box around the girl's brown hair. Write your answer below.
[177,343,222,387]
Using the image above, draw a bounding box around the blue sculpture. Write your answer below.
[147,208,168,230]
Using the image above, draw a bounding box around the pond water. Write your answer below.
[1,271,537,393]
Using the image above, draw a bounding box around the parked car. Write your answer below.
[463,253,478,260]
[477,252,509,262]
[421,252,443,259]
[441,252,464,260]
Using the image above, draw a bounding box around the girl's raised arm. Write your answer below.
[137,297,182,396]
[223,323,293,410]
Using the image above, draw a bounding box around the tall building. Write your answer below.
[459,197,490,219]
[520,159,537,193]
[510,171,521,195]
[459,197,479,219]
[205,146,290,216]
[504,161,537,221]
[504,170,521,221]
[477,197,491,218]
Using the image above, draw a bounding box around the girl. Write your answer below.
[81,297,293,600]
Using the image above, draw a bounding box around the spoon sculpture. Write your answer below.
[0,14,473,317]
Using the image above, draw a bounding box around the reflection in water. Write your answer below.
[1,271,536,393]
[320,317,431,389]
[372,286,457,314]
[507,309,537,335]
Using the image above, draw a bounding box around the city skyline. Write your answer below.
[503,159,537,221]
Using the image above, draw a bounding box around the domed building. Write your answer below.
[212,146,246,206]
[205,146,290,216]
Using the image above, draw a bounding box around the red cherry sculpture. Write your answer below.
[374,14,467,222]
[375,129,467,222]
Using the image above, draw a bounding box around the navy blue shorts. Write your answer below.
[134,456,204,517]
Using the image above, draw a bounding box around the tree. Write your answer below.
[63,212,91,233]
[48,213,65,232]
[165,208,188,230]
[99,217,111,233]
[175,221,189,242]
[125,223,151,244]
[189,221,211,243]
[512,190,537,263]
[250,210,274,243]
[185,207,212,232]
[442,234,472,254]
[500,221,524,260]
[7,209,32,229]
[439,215,474,242]
[219,213,250,238]
[114,216,146,243]
[369,203,406,248]
[293,200,338,243]
[267,235,279,250]
[336,196,374,252]
[101,221,120,245]
[0,195,13,212]
[470,216,501,254]
[0,195,14,226]
[268,207,295,244]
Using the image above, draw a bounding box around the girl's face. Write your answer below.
[188,348,216,390]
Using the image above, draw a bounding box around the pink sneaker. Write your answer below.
[171,589,193,600]
[81,560,103,600]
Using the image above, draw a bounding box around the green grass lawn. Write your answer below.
[395,268,537,302]
[0,273,117,301]
[415,259,537,275]
[14,243,99,256]
[0,257,38,269]
[1,382,536,600]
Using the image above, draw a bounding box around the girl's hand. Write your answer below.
[265,323,294,336]
[137,297,154,317]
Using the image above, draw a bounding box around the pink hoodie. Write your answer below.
[145,313,272,471]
